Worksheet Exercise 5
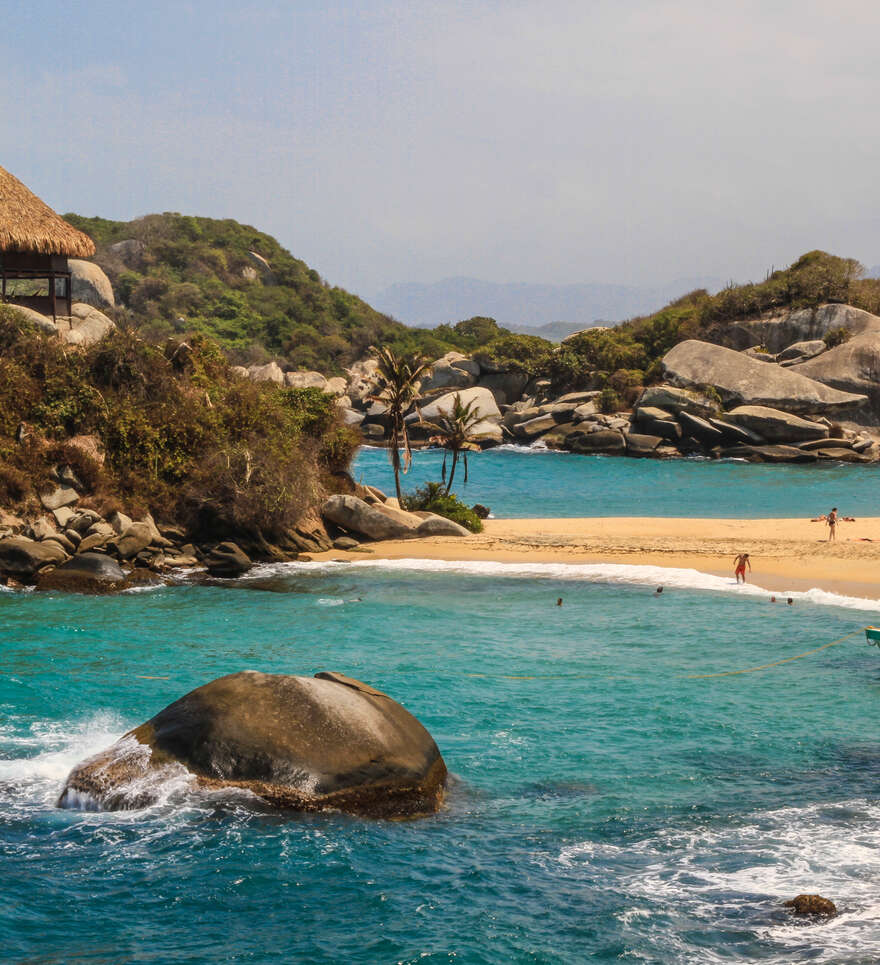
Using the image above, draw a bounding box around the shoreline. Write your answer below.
[311,516,880,602]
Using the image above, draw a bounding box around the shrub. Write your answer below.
[402,482,483,533]
[823,327,851,348]
[597,387,621,414]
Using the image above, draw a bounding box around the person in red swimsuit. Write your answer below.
[733,552,751,583]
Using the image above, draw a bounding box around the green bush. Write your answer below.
[402,482,483,533]
[823,327,851,348]
[597,387,621,414]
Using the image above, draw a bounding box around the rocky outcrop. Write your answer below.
[247,361,285,384]
[35,553,126,593]
[724,405,828,443]
[796,332,880,417]
[776,339,826,363]
[784,894,837,917]
[284,370,327,389]
[0,537,67,576]
[661,340,868,413]
[58,671,447,817]
[322,494,420,540]
[415,515,471,537]
[417,386,502,424]
[205,541,253,577]
[63,304,116,347]
[730,304,880,353]
[636,385,719,417]
[68,260,115,308]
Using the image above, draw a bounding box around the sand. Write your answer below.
[312,516,880,600]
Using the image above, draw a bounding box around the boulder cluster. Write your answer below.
[232,303,880,464]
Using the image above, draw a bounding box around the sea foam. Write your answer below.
[254,558,880,613]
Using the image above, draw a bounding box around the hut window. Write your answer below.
[5,277,50,297]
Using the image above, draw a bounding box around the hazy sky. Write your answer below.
[3,1,879,298]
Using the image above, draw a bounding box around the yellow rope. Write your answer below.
[685,628,864,679]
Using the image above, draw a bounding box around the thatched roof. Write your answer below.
[0,166,95,257]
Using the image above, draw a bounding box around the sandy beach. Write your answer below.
[313,516,880,600]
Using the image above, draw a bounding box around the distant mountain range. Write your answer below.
[372,276,724,340]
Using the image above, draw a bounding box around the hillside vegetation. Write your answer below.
[0,305,357,539]
[65,213,513,372]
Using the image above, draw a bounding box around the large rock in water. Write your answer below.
[0,537,67,577]
[57,671,447,817]
[36,552,126,593]
[661,340,867,413]
[796,332,880,418]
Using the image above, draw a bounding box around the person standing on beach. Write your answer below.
[827,507,838,542]
[733,553,751,583]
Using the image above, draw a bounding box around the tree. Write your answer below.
[370,347,431,501]
[418,392,483,493]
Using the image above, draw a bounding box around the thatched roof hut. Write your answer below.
[0,166,95,257]
[0,166,95,318]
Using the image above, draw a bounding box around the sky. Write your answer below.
[3,0,879,300]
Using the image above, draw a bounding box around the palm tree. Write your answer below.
[370,347,431,501]
[419,393,483,493]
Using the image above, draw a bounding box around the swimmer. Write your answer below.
[770,596,776,603]
[556,597,563,606]
[655,586,663,595]
[787,598,793,605]
[733,553,751,584]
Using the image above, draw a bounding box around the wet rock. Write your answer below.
[0,537,68,577]
[333,536,360,550]
[625,432,663,456]
[58,670,447,817]
[567,429,626,454]
[205,541,253,577]
[720,444,818,463]
[784,894,837,917]
[36,552,126,593]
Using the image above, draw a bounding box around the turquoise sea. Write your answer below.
[3,453,880,963]
[354,446,880,518]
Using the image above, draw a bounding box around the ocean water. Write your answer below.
[3,562,880,963]
[353,446,880,518]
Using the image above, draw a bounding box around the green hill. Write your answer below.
[64,213,510,373]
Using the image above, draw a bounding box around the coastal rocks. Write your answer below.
[418,386,502,424]
[625,433,663,456]
[730,303,880,353]
[415,515,471,537]
[796,332,880,418]
[205,541,253,577]
[720,444,817,463]
[110,522,154,559]
[567,429,626,454]
[0,537,67,577]
[724,406,829,443]
[68,260,115,308]
[39,486,79,511]
[661,340,868,413]
[35,553,126,593]
[636,385,719,418]
[58,671,447,817]
[419,355,476,392]
[784,895,837,917]
[322,494,420,541]
[11,305,57,334]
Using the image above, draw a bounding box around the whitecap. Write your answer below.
[261,557,880,613]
